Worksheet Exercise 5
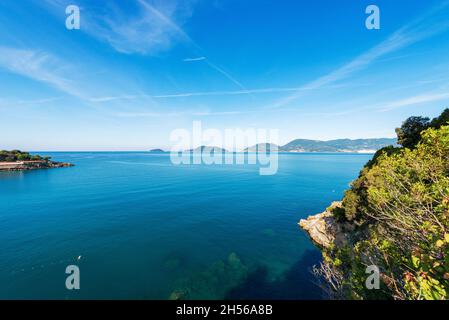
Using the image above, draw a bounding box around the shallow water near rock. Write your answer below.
[0,152,371,299]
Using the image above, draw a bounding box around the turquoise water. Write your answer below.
[0,152,371,299]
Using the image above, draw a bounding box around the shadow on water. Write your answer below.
[169,249,324,300]
[169,252,249,300]
[225,249,323,300]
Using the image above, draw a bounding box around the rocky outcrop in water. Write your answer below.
[0,160,74,171]
[299,202,354,249]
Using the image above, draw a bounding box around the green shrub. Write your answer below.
[324,110,449,300]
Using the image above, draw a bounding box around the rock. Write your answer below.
[48,162,74,168]
[299,202,354,249]
[169,289,189,300]
[0,160,73,171]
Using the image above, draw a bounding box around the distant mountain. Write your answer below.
[280,138,397,153]
[244,138,397,153]
[149,149,165,153]
[187,146,228,153]
[175,138,397,154]
[244,143,279,152]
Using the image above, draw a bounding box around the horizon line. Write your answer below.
[14,136,397,153]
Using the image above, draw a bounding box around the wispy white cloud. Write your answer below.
[378,91,449,112]
[16,97,63,104]
[0,46,85,99]
[43,0,248,91]
[88,83,356,102]
[115,110,243,117]
[136,0,195,42]
[0,96,64,108]
[183,56,206,62]
[137,1,248,90]
[271,1,449,109]
[203,59,247,90]
[0,30,276,114]
[78,0,196,55]
[40,0,196,55]
[88,95,141,103]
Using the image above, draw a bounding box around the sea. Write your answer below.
[0,152,371,299]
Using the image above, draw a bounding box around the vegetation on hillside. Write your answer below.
[319,108,449,300]
[0,150,50,162]
[281,138,397,152]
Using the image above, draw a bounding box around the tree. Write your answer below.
[0,150,39,162]
[430,108,449,129]
[324,123,449,300]
[364,125,449,299]
[395,116,430,149]
[318,108,449,300]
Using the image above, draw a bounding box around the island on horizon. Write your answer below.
[149,149,166,153]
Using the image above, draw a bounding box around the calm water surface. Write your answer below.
[0,152,371,299]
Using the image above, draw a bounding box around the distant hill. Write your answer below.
[187,146,228,153]
[280,138,397,153]
[243,143,279,152]
[172,138,397,154]
[149,149,165,153]
[243,138,397,153]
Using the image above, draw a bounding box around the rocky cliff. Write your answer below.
[299,202,354,249]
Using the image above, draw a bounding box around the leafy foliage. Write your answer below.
[395,108,449,149]
[395,116,430,149]
[0,150,49,162]
[322,109,449,300]
[430,108,449,130]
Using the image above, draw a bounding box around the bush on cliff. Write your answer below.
[321,110,449,300]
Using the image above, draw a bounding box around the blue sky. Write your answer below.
[1,0,449,150]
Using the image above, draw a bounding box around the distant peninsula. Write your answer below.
[172,138,397,154]
[279,138,397,153]
[246,138,398,153]
[0,150,73,171]
[187,146,228,153]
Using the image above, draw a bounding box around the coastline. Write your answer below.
[298,201,353,249]
[0,160,74,171]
